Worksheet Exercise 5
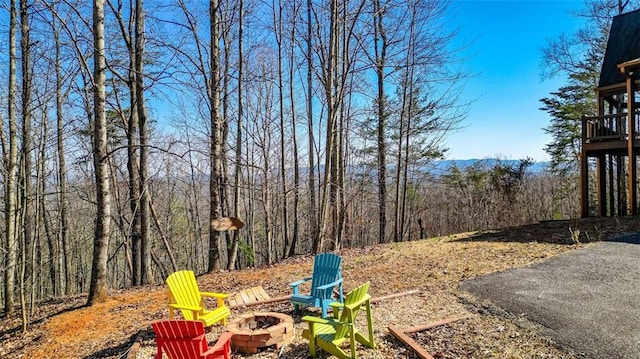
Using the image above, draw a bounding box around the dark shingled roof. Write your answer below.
[598,9,640,88]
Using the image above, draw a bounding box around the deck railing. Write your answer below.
[583,111,640,142]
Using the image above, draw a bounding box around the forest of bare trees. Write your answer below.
[0,0,582,325]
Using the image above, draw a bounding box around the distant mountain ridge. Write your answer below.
[433,158,549,174]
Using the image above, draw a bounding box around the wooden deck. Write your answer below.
[227,286,271,307]
[582,111,640,154]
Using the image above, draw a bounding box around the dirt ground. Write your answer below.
[2,216,639,359]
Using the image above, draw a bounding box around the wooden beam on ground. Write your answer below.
[388,325,434,359]
[388,315,471,359]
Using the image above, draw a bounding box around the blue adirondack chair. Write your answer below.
[289,253,344,317]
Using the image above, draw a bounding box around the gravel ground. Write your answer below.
[6,216,640,359]
[134,289,577,359]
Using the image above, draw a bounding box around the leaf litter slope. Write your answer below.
[2,216,638,359]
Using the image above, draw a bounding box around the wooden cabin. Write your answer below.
[581,9,640,217]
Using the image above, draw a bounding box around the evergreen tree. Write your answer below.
[540,0,638,174]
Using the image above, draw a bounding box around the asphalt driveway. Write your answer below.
[461,233,640,358]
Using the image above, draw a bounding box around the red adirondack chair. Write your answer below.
[151,319,232,359]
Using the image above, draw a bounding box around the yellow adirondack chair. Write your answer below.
[302,281,376,359]
[166,270,231,327]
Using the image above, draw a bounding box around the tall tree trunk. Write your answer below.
[228,0,244,270]
[108,0,143,286]
[4,0,18,316]
[398,9,417,242]
[52,9,72,296]
[307,0,319,253]
[40,112,57,298]
[220,3,232,266]
[135,0,153,284]
[87,0,111,305]
[319,0,340,252]
[336,2,350,251]
[20,0,34,318]
[275,0,290,258]
[373,0,387,244]
[128,58,142,287]
[208,0,223,272]
[288,1,300,257]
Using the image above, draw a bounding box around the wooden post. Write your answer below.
[608,154,614,216]
[617,155,623,215]
[597,155,606,216]
[580,132,589,218]
[626,71,637,215]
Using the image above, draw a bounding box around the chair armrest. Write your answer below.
[169,303,203,312]
[302,315,332,325]
[289,277,312,288]
[328,301,344,319]
[204,332,233,355]
[201,292,228,308]
[344,294,371,310]
[192,334,206,342]
[201,292,228,299]
[316,278,343,291]
[303,315,350,328]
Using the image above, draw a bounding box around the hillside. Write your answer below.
[2,216,639,359]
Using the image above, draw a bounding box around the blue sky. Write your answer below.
[445,0,589,162]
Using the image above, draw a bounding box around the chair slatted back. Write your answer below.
[151,320,206,359]
[167,270,202,320]
[333,281,370,341]
[310,253,342,299]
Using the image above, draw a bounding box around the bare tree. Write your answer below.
[372,0,389,244]
[227,0,244,270]
[51,5,73,296]
[134,0,152,284]
[4,0,19,316]
[274,0,291,259]
[106,0,152,286]
[19,0,35,329]
[87,0,111,305]
[287,0,301,257]
[208,0,225,272]
[306,0,319,253]
[316,0,365,251]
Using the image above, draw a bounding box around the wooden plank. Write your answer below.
[247,287,260,302]
[228,287,270,306]
[388,325,434,359]
[252,286,270,301]
[258,287,271,300]
[240,290,252,304]
[229,293,243,306]
[388,316,471,359]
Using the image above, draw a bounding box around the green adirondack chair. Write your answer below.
[289,253,344,317]
[302,281,376,359]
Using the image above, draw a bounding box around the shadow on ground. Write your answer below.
[453,216,640,244]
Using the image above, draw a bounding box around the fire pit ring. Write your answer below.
[226,312,294,354]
